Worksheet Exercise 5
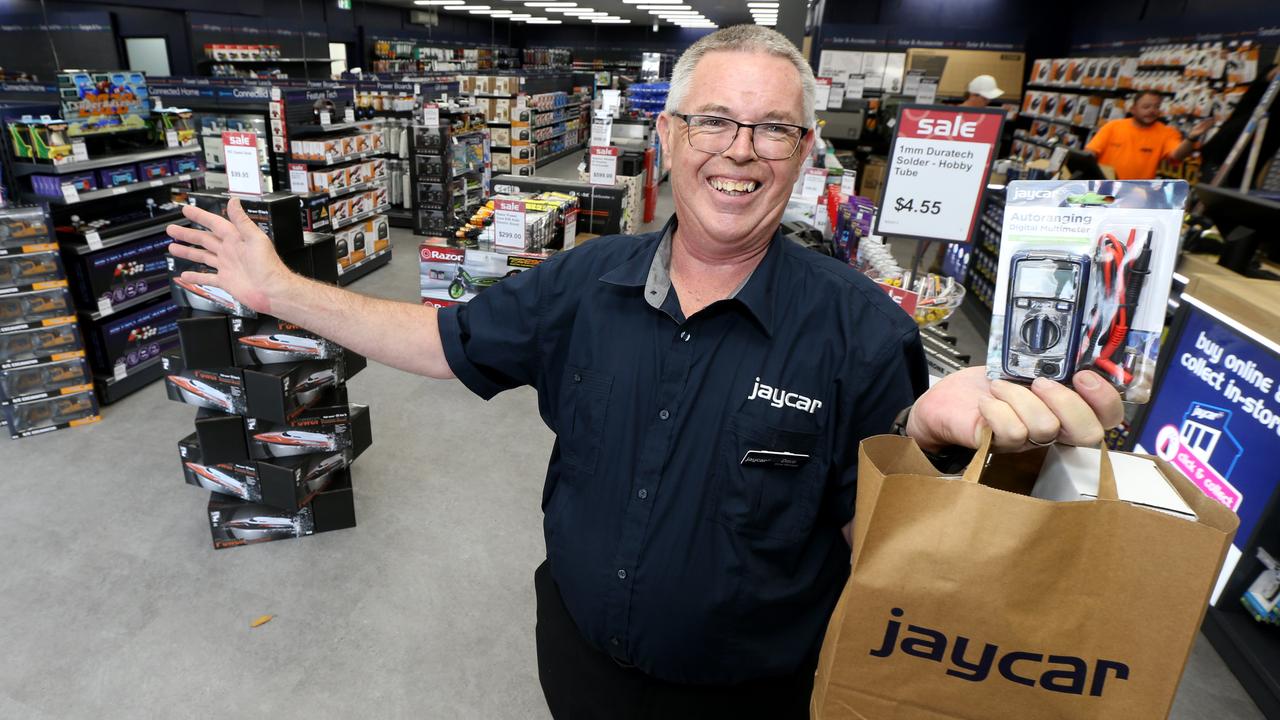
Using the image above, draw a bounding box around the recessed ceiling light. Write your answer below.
[591,17,631,22]
[622,0,682,3]
[443,3,489,8]
[525,17,564,22]
[636,3,690,7]
[747,2,779,6]
[505,12,532,17]
[559,7,599,12]
[414,0,464,5]
[523,1,575,5]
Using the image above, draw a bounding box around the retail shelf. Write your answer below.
[534,143,584,168]
[337,246,393,286]
[296,179,388,200]
[1025,84,1175,98]
[532,106,570,114]
[331,205,391,231]
[67,217,190,256]
[387,208,413,228]
[200,57,333,64]
[534,118,567,130]
[290,150,389,167]
[535,129,569,143]
[83,285,170,323]
[21,172,205,206]
[1019,113,1098,132]
[93,354,166,406]
[303,231,334,245]
[9,146,203,177]
[290,120,383,138]
[486,122,511,127]
[981,215,1002,234]
[470,93,517,99]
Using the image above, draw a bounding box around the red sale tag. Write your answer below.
[875,281,920,316]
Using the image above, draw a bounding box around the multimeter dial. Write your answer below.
[1019,314,1062,353]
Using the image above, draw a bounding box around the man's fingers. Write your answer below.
[989,379,1060,445]
[179,270,221,287]
[167,224,221,251]
[167,242,218,269]
[1070,371,1125,428]
[226,198,264,241]
[1031,376,1106,446]
[180,202,237,239]
[978,396,1028,451]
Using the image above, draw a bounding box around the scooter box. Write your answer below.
[0,356,92,404]
[180,432,352,513]
[64,232,171,309]
[206,469,355,550]
[0,323,84,370]
[166,254,257,318]
[82,298,179,377]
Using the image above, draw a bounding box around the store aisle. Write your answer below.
[0,168,1261,718]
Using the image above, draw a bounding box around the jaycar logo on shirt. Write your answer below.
[870,607,1131,697]
[748,377,823,414]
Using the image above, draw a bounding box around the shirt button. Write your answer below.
[680,331,691,342]
[658,409,670,420]
[637,488,648,500]
[617,569,627,580]
[611,636,621,647]
[572,373,581,383]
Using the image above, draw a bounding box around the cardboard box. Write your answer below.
[64,231,171,308]
[0,323,83,370]
[419,242,549,304]
[82,297,179,376]
[245,401,371,461]
[0,249,62,288]
[0,355,92,404]
[1033,445,1197,521]
[188,191,304,253]
[0,286,74,330]
[206,469,355,549]
[242,357,362,424]
[166,254,258,318]
[177,312,359,368]
[180,432,352,513]
[2,387,99,438]
[162,353,247,415]
[859,157,887,205]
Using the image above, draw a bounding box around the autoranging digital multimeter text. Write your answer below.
[1001,250,1091,382]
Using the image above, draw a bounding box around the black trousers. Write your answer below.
[534,561,815,720]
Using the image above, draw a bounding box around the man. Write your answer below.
[960,74,1003,107]
[168,25,1121,719]
[1086,90,1214,179]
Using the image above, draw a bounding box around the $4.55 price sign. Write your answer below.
[873,105,1004,244]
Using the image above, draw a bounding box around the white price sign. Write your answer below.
[319,110,331,125]
[589,146,620,186]
[84,230,103,251]
[71,141,90,162]
[814,78,833,109]
[344,106,355,123]
[799,167,827,199]
[289,163,310,193]
[222,131,264,196]
[493,198,526,250]
[839,171,857,196]
[874,106,1004,244]
[61,184,80,204]
[915,79,938,105]
[590,115,613,147]
[828,82,845,110]
[562,208,578,250]
[165,129,180,148]
[423,104,440,127]
[601,89,622,116]
[845,75,865,100]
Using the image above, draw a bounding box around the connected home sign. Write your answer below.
[875,105,1004,244]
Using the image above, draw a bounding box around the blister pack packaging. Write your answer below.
[986,180,1188,403]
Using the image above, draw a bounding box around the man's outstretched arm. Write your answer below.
[167,198,455,379]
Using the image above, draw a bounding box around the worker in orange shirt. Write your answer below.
[1085,91,1213,179]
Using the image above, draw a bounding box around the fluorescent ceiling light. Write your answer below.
[637,3,690,7]
[415,0,464,5]
[444,3,490,8]
[470,8,510,12]
[523,1,575,5]
[652,9,699,13]
[592,17,631,22]
[747,2,779,6]
[525,17,564,22]
[505,12,532,17]
[563,10,608,14]
[558,6,598,11]
[623,0,683,3]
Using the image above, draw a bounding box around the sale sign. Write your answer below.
[222,131,263,196]
[875,281,919,316]
[874,105,1005,244]
[589,146,620,186]
[493,198,526,250]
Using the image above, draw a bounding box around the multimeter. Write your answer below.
[1002,250,1091,382]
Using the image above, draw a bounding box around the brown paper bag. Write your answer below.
[811,431,1238,720]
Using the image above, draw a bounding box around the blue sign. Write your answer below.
[1135,299,1280,555]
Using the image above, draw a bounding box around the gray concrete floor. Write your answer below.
[0,156,1261,718]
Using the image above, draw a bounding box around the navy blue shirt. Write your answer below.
[438,221,926,684]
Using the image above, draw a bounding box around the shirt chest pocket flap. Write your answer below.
[560,366,613,475]
[713,415,825,542]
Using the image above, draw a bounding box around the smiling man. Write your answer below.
[167,25,1121,719]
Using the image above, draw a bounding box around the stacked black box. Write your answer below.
[165,191,368,549]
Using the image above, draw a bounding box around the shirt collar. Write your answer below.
[599,215,782,336]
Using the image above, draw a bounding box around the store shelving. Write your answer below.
[8,146,202,176]
[337,246,393,286]
[66,217,190,255]
[535,144,582,169]
[22,172,205,206]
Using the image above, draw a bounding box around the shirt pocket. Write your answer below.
[559,365,613,477]
[711,414,825,543]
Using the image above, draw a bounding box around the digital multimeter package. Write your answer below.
[986,179,1189,403]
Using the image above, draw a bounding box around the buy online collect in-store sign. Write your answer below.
[874,105,1005,244]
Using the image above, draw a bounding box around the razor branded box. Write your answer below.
[63,231,171,308]
[180,432,352,513]
[206,469,356,549]
[2,388,100,439]
[177,311,360,368]
[0,356,92,404]
[82,298,179,377]
[166,254,257,318]
[188,190,304,253]
[162,353,247,415]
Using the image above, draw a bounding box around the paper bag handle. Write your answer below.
[959,428,1120,502]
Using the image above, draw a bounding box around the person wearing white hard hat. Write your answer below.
[961,74,1004,107]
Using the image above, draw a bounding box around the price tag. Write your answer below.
[601,89,622,116]
[840,171,857,196]
[112,187,128,195]
[166,129,180,148]
[271,87,282,101]
[222,131,264,196]
[493,198,526,250]
[562,207,578,250]
[589,146,620,186]
[590,115,613,147]
[71,141,90,162]
[150,179,164,187]
[814,78,833,109]
[423,104,439,127]
[875,106,1004,243]
[799,167,827,199]
[828,83,845,110]
[113,363,128,382]
[915,79,938,105]
[845,75,865,100]
[903,70,925,96]
[61,184,80,204]
[344,106,355,123]
[97,297,113,316]
[289,163,310,193]
[319,110,331,125]
[84,230,103,251]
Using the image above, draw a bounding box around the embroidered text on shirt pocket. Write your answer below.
[560,365,613,476]
[713,415,824,542]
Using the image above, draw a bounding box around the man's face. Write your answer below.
[657,51,814,251]
[1131,94,1162,126]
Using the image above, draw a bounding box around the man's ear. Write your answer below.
[656,112,673,172]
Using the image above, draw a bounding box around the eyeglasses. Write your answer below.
[671,113,809,161]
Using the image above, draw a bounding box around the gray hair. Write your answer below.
[664,25,816,127]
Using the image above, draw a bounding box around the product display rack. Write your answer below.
[0,204,100,439]
[410,104,491,241]
[1,90,208,406]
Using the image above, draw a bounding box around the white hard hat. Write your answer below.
[968,74,1004,100]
